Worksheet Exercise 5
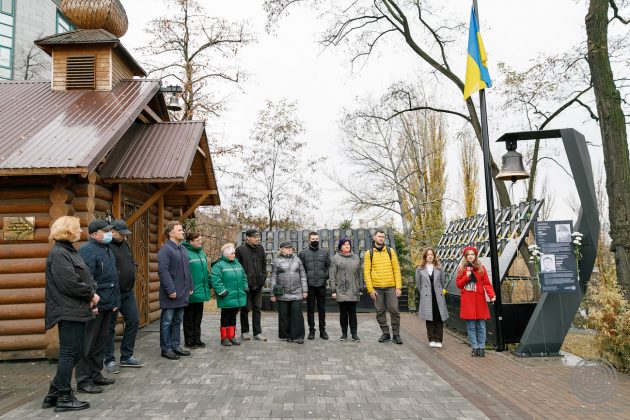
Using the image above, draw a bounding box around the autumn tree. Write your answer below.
[235,99,322,231]
[140,0,252,121]
[459,133,479,217]
[264,0,511,207]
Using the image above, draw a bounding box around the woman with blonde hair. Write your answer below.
[455,246,496,357]
[415,248,449,348]
[210,243,248,346]
[43,216,98,412]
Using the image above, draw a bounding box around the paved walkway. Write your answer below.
[1,312,629,419]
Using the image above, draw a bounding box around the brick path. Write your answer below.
[0,312,629,419]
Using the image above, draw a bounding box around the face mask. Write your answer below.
[102,231,113,244]
[310,240,320,248]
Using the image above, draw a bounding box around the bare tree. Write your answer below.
[140,0,253,121]
[14,42,48,80]
[236,99,323,231]
[264,0,511,206]
[585,0,630,298]
[334,91,447,257]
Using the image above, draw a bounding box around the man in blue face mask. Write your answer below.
[76,220,120,394]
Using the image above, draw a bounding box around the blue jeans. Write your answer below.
[466,320,487,349]
[160,307,184,352]
[104,290,140,364]
[53,320,87,392]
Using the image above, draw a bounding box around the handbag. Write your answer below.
[272,283,285,296]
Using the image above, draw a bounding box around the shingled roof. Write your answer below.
[35,29,146,76]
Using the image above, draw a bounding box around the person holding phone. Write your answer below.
[456,246,496,357]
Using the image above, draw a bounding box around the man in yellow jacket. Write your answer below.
[363,229,403,344]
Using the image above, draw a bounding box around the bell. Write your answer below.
[496,149,529,182]
[166,94,183,112]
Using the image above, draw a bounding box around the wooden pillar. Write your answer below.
[157,196,164,246]
[112,184,122,219]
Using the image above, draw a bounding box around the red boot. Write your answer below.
[220,327,231,346]
[228,326,241,346]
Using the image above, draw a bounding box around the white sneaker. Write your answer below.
[435,342,443,348]
[241,333,252,340]
[429,341,436,347]
[253,334,267,341]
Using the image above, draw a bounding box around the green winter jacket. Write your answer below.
[210,256,249,309]
[182,241,212,303]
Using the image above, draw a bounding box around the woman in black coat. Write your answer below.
[43,216,98,413]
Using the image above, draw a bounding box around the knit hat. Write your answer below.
[462,245,478,257]
[338,237,352,251]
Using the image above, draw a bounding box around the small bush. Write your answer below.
[585,263,630,372]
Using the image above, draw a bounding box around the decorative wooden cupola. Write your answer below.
[34,29,146,92]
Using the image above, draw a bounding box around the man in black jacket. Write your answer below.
[76,220,120,394]
[299,231,330,340]
[236,229,267,341]
[103,220,144,373]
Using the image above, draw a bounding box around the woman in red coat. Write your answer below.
[456,246,496,357]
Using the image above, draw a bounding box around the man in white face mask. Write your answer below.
[76,220,120,394]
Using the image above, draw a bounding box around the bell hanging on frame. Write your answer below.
[496,150,529,182]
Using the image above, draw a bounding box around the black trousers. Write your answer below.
[338,301,358,334]
[183,302,204,345]
[307,285,326,331]
[426,320,444,342]
[76,308,114,387]
[220,307,239,327]
[278,300,305,340]
[240,288,263,335]
[53,320,87,392]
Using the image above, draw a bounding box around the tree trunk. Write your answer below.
[585,0,630,299]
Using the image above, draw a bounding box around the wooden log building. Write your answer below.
[0,29,220,360]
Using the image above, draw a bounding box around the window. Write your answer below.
[1,0,12,15]
[56,10,75,34]
[0,0,12,80]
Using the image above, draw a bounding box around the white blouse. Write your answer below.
[426,263,434,276]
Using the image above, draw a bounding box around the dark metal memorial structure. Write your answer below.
[436,129,599,356]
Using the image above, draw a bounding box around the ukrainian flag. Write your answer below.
[463,6,492,100]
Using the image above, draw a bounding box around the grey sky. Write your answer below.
[119,0,608,227]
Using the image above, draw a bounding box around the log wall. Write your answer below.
[0,174,174,360]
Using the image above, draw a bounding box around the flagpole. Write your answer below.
[472,0,505,352]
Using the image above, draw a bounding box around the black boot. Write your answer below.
[351,330,360,342]
[339,330,347,341]
[42,383,58,409]
[308,330,315,340]
[480,349,485,357]
[320,329,329,340]
[54,389,90,413]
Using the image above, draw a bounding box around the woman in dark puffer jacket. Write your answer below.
[43,216,98,413]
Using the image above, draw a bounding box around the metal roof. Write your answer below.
[0,79,160,175]
[100,122,205,182]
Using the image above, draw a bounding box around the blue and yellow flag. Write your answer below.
[463,7,492,100]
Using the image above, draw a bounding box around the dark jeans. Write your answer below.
[103,290,139,364]
[53,320,87,392]
[76,308,114,387]
[220,307,239,327]
[307,285,326,331]
[240,288,263,335]
[160,307,184,352]
[426,320,444,342]
[373,287,400,335]
[338,301,358,334]
[278,300,305,340]
[183,302,204,345]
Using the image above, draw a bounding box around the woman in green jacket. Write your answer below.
[182,232,212,349]
[211,243,249,346]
